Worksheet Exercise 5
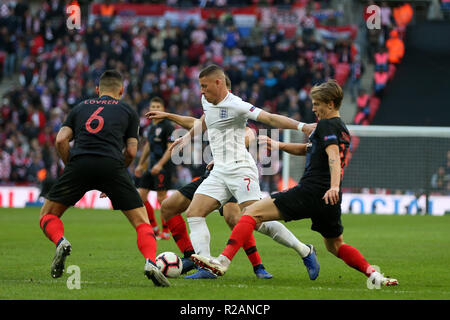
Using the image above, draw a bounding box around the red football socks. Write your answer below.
[39,214,64,246]
[243,234,261,267]
[337,243,376,276]
[144,201,159,232]
[136,223,157,261]
[166,214,194,257]
[222,215,257,261]
[161,217,170,234]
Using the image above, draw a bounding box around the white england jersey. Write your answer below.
[202,92,262,170]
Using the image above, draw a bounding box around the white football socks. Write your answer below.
[257,221,311,258]
[187,217,211,258]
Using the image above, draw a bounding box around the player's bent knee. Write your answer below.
[39,200,67,218]
[241,210,262,226]
[138,188,149,202]
[241,205,260,219]
[251,215,264,227]
[161,193,189,221]
[185,207,198,218]
[160,200,176,221]
[224,214,238,229]
[324,236,343,256]
[224,218,233,230]
[186,207,209,218]
[223,204,241,227]
[325,244,337,256]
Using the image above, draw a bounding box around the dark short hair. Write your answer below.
[150,96,164,107]
[99,70,123,92]
[199,64,224,79]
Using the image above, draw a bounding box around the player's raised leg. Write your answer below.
[193,197,319,278]
[257,221,311,257]
[240,198,314,261]
[39,199,71,278]
[324,236,398,286]
[255,220,319,279]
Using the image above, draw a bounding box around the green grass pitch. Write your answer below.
[0,207,449,300]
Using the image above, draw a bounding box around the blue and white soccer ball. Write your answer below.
[155,252,183,278]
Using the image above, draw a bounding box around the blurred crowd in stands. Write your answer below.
[0,0,353,191]
[353,1,412,126]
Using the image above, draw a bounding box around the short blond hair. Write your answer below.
[310,79,343,110]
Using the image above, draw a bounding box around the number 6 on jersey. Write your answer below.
[85,107,105,133]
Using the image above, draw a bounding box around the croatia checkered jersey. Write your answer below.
[201,92,261,168]
[300,117,351,192]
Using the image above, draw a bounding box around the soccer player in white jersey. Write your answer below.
[171,64,320,279]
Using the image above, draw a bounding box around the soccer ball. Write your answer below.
[155,252,183,278]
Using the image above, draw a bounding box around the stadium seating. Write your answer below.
[0,0,360,193]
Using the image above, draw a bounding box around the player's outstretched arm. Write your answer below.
[323,144,341,205]
[55,126,73,165]
[124,137,138,168]
[146,110,197,130]
[169,115,205,152]
[258,135,307,156]
[256,110,316,135]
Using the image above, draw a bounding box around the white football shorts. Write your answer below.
[195,164,262,206]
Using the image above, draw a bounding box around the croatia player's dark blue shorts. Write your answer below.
[46,155,143,211]
[271,184,344,238]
